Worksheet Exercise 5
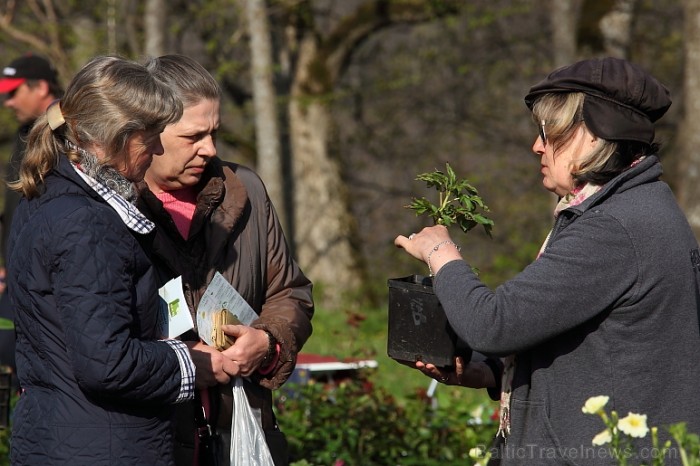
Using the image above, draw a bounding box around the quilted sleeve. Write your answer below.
[51,202,185,405]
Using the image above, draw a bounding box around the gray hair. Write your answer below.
[144,54,221,107]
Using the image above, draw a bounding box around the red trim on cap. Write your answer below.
[0,77,25,93]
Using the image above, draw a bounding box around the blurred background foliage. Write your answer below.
[0,1,695,462]
[0,0,689,308]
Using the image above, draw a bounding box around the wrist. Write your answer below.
[427,240,461,276]
[260,331,277,369]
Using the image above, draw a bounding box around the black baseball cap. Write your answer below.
[524,57,671,144]
[0,53,59,94]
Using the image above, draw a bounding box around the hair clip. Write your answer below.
[47,99,65,131]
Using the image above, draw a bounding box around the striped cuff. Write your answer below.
[164,339,196,403]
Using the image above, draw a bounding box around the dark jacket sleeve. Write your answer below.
[434,213,637,356]
[51,203,183,404]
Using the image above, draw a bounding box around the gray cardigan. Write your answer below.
[435,156,700,465]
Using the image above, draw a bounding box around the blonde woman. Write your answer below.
[7,56,195,465]
[397,57,700,464]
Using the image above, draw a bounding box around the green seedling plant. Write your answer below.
[408,162,494,237]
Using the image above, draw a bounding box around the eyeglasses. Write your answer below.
[537,119,547,145]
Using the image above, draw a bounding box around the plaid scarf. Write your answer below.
[71,162,154,235]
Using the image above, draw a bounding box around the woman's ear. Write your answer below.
[585,128,600,150]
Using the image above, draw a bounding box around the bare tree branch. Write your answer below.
[0,0,71,82]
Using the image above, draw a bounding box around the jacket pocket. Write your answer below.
[504,398,582,466]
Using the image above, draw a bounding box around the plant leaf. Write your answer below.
[407,162,494,235]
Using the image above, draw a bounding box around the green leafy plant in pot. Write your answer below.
[387,162,493,368]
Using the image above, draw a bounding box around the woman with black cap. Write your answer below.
[395,57,700,464]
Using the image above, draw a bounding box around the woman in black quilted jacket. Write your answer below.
[6,56,196,465]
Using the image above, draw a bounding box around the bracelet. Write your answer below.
[427,240,461,276]
[260,331,278,368]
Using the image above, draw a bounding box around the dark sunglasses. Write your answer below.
[538,119,547,145]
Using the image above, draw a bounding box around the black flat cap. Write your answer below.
[524,57,671,144]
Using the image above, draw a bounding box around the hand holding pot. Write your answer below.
[415,357,496,388]
[395,225,463,276]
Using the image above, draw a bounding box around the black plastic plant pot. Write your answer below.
[387,274,471,368]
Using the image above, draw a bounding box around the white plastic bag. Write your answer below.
[230,377,275,466]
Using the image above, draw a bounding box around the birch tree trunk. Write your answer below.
[677,0,700,236]
[550,0,581,68]
[144,0,166,57]
[245,0,286,231]
[599,0,637,58]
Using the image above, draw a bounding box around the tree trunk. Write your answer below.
[245,0,287,232]
[599,0,637,58]
[550,0,582,67]
[289,36,363,303]
[71,16,99,67]
[144,0,166,57]
[677,0,700,236]
[284,1,462,305]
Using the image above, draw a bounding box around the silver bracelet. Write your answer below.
[427,240,461,276]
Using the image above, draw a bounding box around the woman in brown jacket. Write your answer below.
[136,54,314,466]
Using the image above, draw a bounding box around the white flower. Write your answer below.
[582,395,610,414]
[468,405,484,424]
[469,446,485,459]
[592,428,612,446]
[617,412,649,438]
[470,404,484,419]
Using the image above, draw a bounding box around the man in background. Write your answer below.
[0,53,62,393]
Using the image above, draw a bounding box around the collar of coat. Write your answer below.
[137,157,248,228]
[71,162,155,234]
